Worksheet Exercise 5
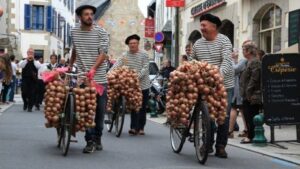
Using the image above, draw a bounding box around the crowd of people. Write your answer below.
[0,5,265,158]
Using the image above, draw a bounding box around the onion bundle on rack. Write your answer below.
[44,79,66,128]
[73,86,97,132]
[166,61,227,127]
[107,66,143,113]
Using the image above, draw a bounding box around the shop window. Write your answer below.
[260,5,282,53]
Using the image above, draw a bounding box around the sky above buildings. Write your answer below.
[138,0,153,17]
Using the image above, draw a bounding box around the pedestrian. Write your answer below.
[110,34,151,136]
[36,57,48,108]
[239,40,262,144]
[228,49,248,138]
[160,60,175,79]
[0,54,13,104]
[256,49,265,61]
[190,13,234,158]
[7,55,17,102]
[185,43,192,57]
[70,4,109,153]
[19,48,41,112]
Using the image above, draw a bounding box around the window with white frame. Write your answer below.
[260,5,282,53]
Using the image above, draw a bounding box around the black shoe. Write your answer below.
[28,108,32,112]
[23,104,27,111]
[215,145,228,158]
[95,139,103,151]
[83,141,96,153]
[35,106,40,111]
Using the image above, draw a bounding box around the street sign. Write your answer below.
[145,18,155,38]
[154,43,163,53]
[154,32,164,43]
[166,0,185,7]
[262,54,300,125]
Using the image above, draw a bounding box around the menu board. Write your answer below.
[262,54,300,125]
[288,9,300,46]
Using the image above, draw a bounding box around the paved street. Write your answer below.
[0,104,299,169]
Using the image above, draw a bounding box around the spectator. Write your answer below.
[239,40,262,144]
[256,49,265,61]
[0,54,13,104]
[7,55,17,102]
[160,60,175,79]
[185,43,192,57]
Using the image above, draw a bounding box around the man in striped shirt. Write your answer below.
[70,5,109,153]
[190,13,234,158]
[110,34,150,136]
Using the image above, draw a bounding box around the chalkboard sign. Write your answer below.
[288,9,300,46]
[262,54,300,125]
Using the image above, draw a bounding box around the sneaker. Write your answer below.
[95,139,103,151]
[82,141,96,153]
[215,145,228,158]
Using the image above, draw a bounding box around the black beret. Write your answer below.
[200,13,222,28]
[75,5,96,16]
[125,34,140,45]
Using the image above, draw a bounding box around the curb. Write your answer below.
[0,103,14,114]
[147,117,300,166]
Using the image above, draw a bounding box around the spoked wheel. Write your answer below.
[114,96,126,137]
[104,111,114,132]
[194,101,211,164]
[61,94,74,156]
[170,125,187,153]
[57,127,63,148]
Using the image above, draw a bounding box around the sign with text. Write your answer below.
[262,54,300,125]
[166,0,185,7]
[145,18,155,38]
[191,0,226,17]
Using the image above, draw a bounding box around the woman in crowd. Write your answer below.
[239,40,262,144]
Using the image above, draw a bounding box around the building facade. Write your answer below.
[2,0,75,61]
[181,0,300,56]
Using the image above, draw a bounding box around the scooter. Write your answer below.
[149,74,167,115]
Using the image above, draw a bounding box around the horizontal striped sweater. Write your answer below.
[190,33,234,89]
[71,24,109,84]
[110,50,151,90]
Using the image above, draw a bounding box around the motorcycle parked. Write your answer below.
[149,74,167,115]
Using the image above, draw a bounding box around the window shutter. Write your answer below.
[24,4,31,30]
[46,6,53,32]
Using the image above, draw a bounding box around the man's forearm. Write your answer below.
[91,53,106,70]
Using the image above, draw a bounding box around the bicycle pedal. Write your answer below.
[70,139,78,143]
[104,120,112,124]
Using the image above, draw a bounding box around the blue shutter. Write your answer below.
[24,4,31,30]
[46,6,52,32]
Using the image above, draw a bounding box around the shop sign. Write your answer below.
[191,0,226,17]
[166,0,185,7]
[145,18,155,38]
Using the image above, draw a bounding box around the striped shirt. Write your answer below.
[110,50,151,90]
[71,24,109,84]
[190,33,234,89]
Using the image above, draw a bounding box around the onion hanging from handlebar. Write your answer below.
[166,61,227,127]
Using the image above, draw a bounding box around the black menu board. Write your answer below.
[289,9,300,46]
[262,54,300,125]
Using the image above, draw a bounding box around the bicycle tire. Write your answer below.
[61,93,74,156]
[105,106,114,132]
[115,96,126,137]
[57,127,63,148]
[194,101,211,164]
[170,124,187,153]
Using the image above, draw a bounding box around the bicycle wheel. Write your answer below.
[114,96,126,137]
[61,93,74,156]
[104,110,114,132]
[170,124,187,153]
[194,101,211,164]
[57,127,63,148]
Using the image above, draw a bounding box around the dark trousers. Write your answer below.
[130,89,149,131]
[85,84,107,142]
[2,83,10,103]
[242,100,260,140]
[36,79,45,106]
[21,78,37,110]
[211,87,234,148]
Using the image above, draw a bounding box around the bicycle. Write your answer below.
[169,95,211,164]
[57,71,86,156]
[104,96,126,137]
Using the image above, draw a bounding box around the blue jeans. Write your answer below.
[8,75,16,102]
[211,87,234,148]
[85,84,107,142]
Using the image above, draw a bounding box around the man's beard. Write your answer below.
[81,19,93,26]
